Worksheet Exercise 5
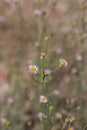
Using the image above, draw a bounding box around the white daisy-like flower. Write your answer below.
[28,65,38,74]
[59,58,68,67]
[40,95,48,103]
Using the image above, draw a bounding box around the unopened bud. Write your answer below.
[40,52,46,59]
[45,37,49,41]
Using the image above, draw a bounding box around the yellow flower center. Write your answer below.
[41,97,46,102]
[61,60,66,65]
[30,67,36,72]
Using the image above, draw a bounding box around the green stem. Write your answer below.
[41,82,45,95]
[32,74,43,84]
[51,65,61,74]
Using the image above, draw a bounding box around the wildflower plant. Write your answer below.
[0,0,87,130]
[28,36,68,130]
[28,65,39,74]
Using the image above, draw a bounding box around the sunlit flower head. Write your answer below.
[40,95,48,103]
[28,65,38,74]
[67,126,74,130]
[59,58,68,67]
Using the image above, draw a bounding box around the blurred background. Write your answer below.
[0,0,87,130]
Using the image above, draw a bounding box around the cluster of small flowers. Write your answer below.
[28,58,68,74]
[27,54,69,128]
